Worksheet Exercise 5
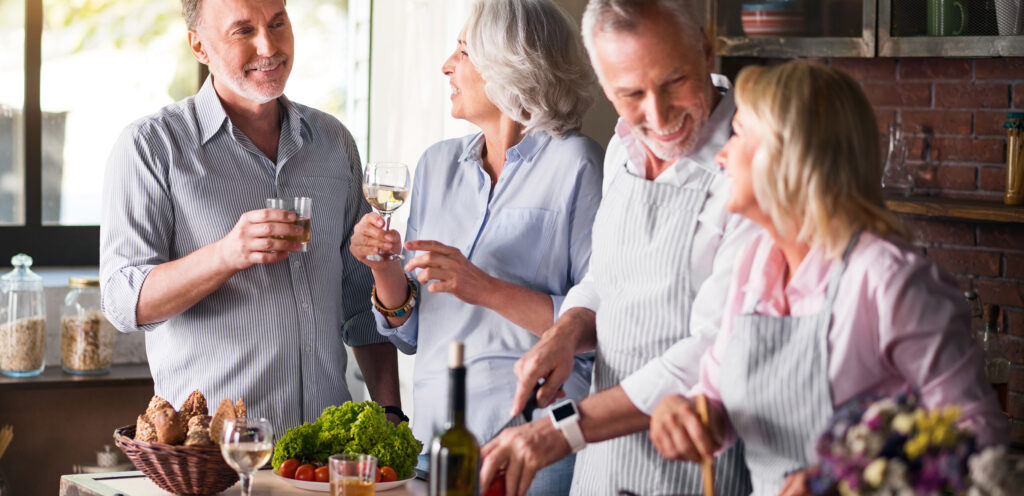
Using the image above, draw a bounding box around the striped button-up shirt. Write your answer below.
[100,77,383,436]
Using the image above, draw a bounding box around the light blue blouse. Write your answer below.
[374,130,604,446]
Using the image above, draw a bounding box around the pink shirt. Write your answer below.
[691,231,1009,447]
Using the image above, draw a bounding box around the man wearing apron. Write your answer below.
[481,2,758,494]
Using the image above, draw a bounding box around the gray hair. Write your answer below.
[465,0,595,137]
[581,0,704,79]
[182,0,287,31]
[181,0,202,30]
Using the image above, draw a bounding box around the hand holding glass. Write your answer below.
[330,453,377,496]
[221,417,274,496]
[265,197,312,252]
[362,162,410,261]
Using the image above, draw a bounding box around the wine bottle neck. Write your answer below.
[449,366,466,426]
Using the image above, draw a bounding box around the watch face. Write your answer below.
[552,402,576,421]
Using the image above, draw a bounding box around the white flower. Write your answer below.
[864,459,887,488]
[891,413,915,435]
[968,445,1024,496]
[846,424,885,457]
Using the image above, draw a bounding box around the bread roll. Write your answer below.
[184,415,214,447]
[150,404,186,445]
[179,389,208,427]
[134,413,158,443]
[146,395,173,416]
[209,399,237,445]
[234,398,246,418]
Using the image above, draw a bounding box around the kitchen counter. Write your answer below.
[59,469,428,495]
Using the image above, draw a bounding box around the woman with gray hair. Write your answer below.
[351,0,603,493]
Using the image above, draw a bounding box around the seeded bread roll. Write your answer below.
[235,398,246,418]
[146,396,173,416]
[184,415,214,446]
[150,404,186,445]
[179,389,208,427]
[209,398,237,445]
[134,413,158,443]
[187,414,211,432]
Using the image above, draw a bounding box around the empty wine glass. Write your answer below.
[221,417,274,496]
[362,162,411,261]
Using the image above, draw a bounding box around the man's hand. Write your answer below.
[216,208,303,271]
[480,419,571,496]
[778,470,811,496]
[649,394,724,462]
[350,212,403,270]
[510,308,594,415]
[403,240,495,306]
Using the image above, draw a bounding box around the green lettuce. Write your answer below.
[271,401,423,479]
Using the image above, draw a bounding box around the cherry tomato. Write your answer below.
[375,467,383,483]
[380,466,397,483]
[279,458,300,479]
[314,465,330,483]
[295,464,316,482]
[484,468,506,496]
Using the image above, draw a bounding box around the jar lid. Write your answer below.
[1007,112,1024,119]
[69,277,100,288]
[1,253,43,290]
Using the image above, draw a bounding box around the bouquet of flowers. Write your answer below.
[808,390,1020,496]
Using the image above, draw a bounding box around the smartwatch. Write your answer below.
[549,399,586,453]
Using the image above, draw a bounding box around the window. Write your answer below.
[2,0,369,266]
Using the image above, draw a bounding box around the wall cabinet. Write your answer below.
[710,0,1024,58]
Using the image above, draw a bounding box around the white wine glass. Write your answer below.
[221,417,274,496]
[362,162,411,262]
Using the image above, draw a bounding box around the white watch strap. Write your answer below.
[557,417,586,453]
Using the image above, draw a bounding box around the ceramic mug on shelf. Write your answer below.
[927,0,968,36]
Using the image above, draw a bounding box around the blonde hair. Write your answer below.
[465,0,594,136]
[734,62,905,259]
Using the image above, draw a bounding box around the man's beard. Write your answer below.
[209,53,289,104]
[632,112,705,162]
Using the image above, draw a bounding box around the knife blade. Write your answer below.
[490,381,545,441]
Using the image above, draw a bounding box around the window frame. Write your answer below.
[0,0,101,267]
[6,0,210,267]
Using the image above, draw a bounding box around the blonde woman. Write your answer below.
[350,0,601,493]
[646,62,1008,496]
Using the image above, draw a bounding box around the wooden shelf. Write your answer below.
[885,195,1024,223]
[0,364,151,391]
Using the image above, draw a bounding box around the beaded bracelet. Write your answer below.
[371,276,418,317]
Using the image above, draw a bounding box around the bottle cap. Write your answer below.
[984,304,1000,325]
[449,342,464,369]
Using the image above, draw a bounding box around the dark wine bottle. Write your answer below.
[429,342,480,496]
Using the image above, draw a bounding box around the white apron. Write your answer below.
[719,234,859,495]
[571,166,752,496]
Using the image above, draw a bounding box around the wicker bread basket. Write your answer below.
[113,425,239,495]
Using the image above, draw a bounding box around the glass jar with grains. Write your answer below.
[0,254,46,377]
[61,277,114,375]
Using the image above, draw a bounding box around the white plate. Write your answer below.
[272,469,414,492]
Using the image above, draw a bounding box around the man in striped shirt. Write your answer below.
[99,0,401,437]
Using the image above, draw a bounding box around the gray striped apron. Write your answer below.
[571,167,752,496]
[719,233,859,495]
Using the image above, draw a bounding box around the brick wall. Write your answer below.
[831,57,1024,445]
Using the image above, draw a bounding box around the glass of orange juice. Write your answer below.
[330,453,376,496]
